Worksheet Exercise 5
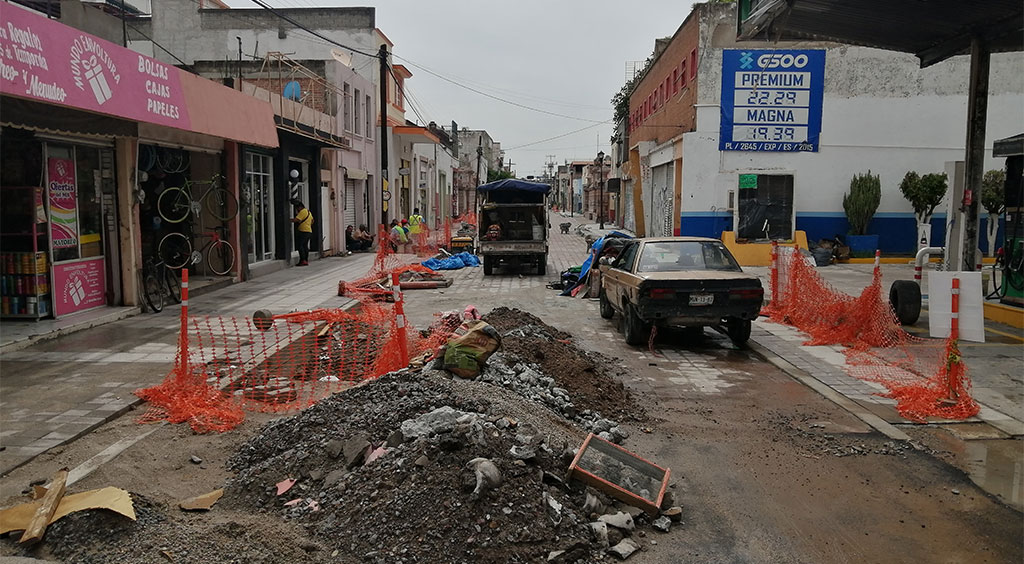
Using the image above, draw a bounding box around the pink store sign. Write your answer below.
[0,7,190,128]
[53,258,106,317]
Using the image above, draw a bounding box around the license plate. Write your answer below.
[689,293,714,306]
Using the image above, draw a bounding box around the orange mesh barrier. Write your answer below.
[763,245,979,423]
[137,229,455,433]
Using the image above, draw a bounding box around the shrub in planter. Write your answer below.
[899,171,947,249]
[843,171,881,257]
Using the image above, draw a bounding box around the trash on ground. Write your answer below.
[568,433,670,516]
[178,489,224,511]
[0,486,136,537]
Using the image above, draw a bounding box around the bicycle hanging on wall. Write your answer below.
[158,225,235,276]
[157,174,238,224]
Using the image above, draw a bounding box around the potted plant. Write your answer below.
[842,171,881,257]
[898,171,947,251]
[982,168,1006,257]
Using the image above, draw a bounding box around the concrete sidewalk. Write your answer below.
[744,262,1024,437]
[0,252,377,475]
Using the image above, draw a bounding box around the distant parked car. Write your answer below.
[598,237,763,346]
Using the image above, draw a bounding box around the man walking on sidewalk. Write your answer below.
[291,198,314,266]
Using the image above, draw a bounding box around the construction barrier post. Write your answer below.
[391,272,410,366]
[177,269,189,381]
[770,241,779,305]
[950,276,960,340]
[874,249,881,274]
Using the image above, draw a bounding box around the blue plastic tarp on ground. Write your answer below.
[421,252,480,270]
[559,231,633,296]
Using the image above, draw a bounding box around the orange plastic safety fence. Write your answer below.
[764,247,979,423]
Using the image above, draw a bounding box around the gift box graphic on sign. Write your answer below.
[83,55,113,105]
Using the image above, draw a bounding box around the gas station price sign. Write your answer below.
[720,49,825,152]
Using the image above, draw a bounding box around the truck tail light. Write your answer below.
[729,288,764,300]
[648,288,675,299]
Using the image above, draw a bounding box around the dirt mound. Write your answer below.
[483,307,644,424]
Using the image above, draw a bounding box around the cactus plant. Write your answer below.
[843,171,881,236]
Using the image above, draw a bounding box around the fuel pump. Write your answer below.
[993,135,1024,306]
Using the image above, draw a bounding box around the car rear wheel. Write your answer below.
[727,318,752,346]
[599,291,614,319]
[624,304,646,346]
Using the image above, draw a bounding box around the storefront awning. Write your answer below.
[0,7,278,147]
[393,125,441,145]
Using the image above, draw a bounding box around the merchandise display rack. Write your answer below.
[1,186,53,319]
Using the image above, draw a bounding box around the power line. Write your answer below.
[248,0,379,58]
[506,121,611,150]
[391,53,606,124]
[128,23,189,67]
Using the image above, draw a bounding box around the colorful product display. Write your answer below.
[0,252,51,317]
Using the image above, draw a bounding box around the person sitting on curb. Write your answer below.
[346,225,372,252]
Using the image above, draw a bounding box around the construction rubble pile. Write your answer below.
[3,308,677,564]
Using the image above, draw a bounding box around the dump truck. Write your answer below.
[476,179,550,276]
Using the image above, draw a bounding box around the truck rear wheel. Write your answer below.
[537,258,546,276]
[483,256,493,275]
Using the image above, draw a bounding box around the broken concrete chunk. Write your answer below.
[509,445,537,461]
[547,550,565,561]
[583,492,606,517]
[414,455,430,467]
[662,506,683,522]
[589,521,610,548]
[544,492,563,525]
[621,505,644,519]
[385,430,404,448]
[608,538,640,560]
[652,516,671,532]
[342,435,371,469]
[323,469,346,487]
[190,455,202,465]
[399,406,467,440]
[598,512,635,531]
[467,458,502,499]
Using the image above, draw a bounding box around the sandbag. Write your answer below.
[442,320,501,378]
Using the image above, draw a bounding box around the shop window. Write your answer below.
[343,83,352,132]
[737,174,794,240]
[354,88,362,136]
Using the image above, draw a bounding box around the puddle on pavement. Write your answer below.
[933,431,1023,511]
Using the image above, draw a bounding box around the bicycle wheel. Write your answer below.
[204,188,239,221]
[156,147,190,173]
[159,232,193,269]
[207,240,235,276]
[163,267,182,303]
[157,186,192,223]
[142,272,164,313]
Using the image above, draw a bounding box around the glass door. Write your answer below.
[245,152,275,263]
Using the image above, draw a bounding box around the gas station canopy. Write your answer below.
[737,0,1024,68]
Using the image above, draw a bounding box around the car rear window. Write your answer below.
[636,241,741,272]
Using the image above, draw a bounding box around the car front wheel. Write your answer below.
[599,291,614,319]
[624,304,646,346]
[727,318,752,346]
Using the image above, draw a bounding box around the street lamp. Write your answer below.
[595,151,605,230]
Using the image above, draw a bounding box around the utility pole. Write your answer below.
[120,0,128,47]
[379,44,389,228]
[569,164,574,218]
[475,137,483,214]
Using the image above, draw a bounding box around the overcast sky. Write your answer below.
[225,0,698,177]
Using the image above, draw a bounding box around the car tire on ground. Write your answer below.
[889,279,922,325]
[624,304,646,346]
[727,318,752,346]
[483,256,493,275]
[599,291,614,319]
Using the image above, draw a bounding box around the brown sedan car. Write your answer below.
[598,237,763,346]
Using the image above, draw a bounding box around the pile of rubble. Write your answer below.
[4,308,672,563]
